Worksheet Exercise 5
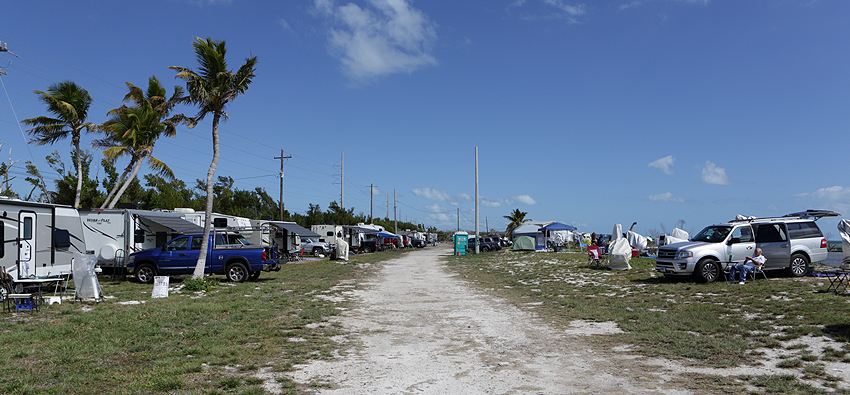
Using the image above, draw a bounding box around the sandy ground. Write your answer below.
[287,245,702,394]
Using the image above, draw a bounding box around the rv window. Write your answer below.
[23,217,33,240]
[155,232,167,248]
[134,229,145,243]
[54,229,71,249]
[326,231,333,236]
[213,218,227,228]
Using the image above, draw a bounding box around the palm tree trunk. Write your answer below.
[107,159,142,209]
[101,163,132,209]
[73,133,83,208]
[193,112,221,280]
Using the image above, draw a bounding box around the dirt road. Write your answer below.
[288,245,689,394]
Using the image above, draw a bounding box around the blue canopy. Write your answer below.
[376,232,397,238]
[540,222,577,231]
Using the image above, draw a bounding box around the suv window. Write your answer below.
[754,224,787,243]
[730,226,753,243]
[692,226,732,242]
[787,221,823,239]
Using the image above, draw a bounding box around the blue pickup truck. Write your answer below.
[127,233,279,283]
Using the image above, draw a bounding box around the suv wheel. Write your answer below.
[788,253,809,277]
[313,247,324,257]
[693,258,720,283]
[481,246,490,252]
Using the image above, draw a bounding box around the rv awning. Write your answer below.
[267,221,321,238]
[345,225,383,234]
[136,213,204,234]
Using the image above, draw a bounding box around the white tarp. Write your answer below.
[72,251,102,301]
[626,230,647,251]
[612,224,622,241]
[336,238,349,261]
[608,237,632,270]
[736,214,757,220]
[839,220,850,265]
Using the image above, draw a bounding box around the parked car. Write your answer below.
[128,233,279,283]
[359,233,380,253]
[296,238,331,257]
[467,237,499,252]
[654,210,839,283]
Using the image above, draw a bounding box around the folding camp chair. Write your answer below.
[587,245,607,268]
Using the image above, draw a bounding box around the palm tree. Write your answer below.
[170,37,257,280]
[97,77,184,208]
[22,81,96,207]
[503,208,531,240]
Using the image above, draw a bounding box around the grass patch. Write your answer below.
[0,249,405,394]
[442,249,850,390]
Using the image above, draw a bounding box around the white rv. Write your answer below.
[176,209,254,245]
[248,220,321,259]
[0,198,86,281]
[79,208,203,268]
[311,224,345,247]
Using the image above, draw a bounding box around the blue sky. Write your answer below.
[1,0,848,237]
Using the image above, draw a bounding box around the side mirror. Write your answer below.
[728,237,741,245]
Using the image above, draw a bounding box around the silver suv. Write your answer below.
[655,210,840,283]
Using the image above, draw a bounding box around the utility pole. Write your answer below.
[275,148,291,221]
[474,147,479,253]
[0,42,14,76]
[457,208,460,232]
[369,184,374,223]
[393,189,398,236]
[386,193,390,220]
[333,152,344,209]
[486,217,489,234]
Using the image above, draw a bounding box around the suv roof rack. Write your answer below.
[729,209,841,223]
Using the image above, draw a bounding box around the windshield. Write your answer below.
[692,226,732,243]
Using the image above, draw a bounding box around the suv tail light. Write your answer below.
[821,238,828,249]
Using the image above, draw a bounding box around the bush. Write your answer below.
[183,277,218,292]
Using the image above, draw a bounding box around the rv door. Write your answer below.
[18,211,35,278]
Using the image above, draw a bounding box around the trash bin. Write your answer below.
[453,232,468,256]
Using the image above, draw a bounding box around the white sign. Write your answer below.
[152,276,169,298]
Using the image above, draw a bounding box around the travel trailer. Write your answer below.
[0,198,86,281]
[248,220,321,258]
[311,224,345,247]
[79,208,203,268]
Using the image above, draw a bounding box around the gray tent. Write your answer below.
[511,236,535,251]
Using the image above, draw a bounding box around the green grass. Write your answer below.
[443,250,850,393]
[0,249,406,395]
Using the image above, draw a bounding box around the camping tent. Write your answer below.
[540,222,577,231]
[511,236,536,251]
[608,237,632,270]
[514,224,545,250]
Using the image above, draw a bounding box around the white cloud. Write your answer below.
[514,195,538,205]
[424,204,447,213]
[620,0,709,10]
[648,155,675,175]
[456,192,472,202]
[411,187,451,202]
[481,199,502,208]
[807,186,850,202]
[700,161,729,185]
[429,213,452,223]
[543,0,586,15]
[314,0,438,83]
[648,192,684,203]
[278,18,292,31]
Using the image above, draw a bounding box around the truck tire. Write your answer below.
[313,247,323,257]
[788,253,809,277]
[693,258,720,283]
[226,262,249,283]
[135,263,157,284]
[248,271,261,281]
[363,245,373,253]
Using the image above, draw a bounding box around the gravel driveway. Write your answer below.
[288,245,691,394]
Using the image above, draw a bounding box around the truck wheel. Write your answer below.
[788,253,809,277]
[313,247,323,257]
[481,246,490,252]
[226,262,249,283]
[693,258,720,283]
[364,245,373,253]
[248,271,261,281]
[135,263,157,284]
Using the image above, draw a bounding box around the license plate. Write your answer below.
[658,267,666,273]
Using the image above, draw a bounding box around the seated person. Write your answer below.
[728,248,766,284]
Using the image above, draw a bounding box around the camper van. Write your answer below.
[0,198,86,281]
[311,224,345,248]
[79,208,203,269]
